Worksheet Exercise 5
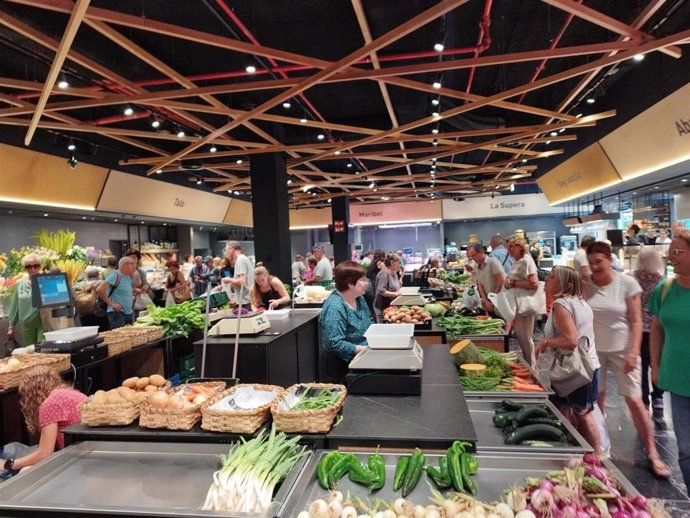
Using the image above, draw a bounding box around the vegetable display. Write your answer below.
[493,400,575,447]
[202,426,309,513]
[316,451,386,492]
[383,306,432,324]
[292,388,342,410]
[456,349,545,393]
[135,299,205,337]
[438,315,505,339]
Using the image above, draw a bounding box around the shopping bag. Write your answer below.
[515,281,546,317]
[134,292,154,310]
[488,289,517,321]
[548,336,594,397]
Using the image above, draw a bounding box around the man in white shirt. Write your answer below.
[221,241,254,308]
[489,235,514,274]
[468,243,506,314]
[573,235,595,278]
[291,254,306,285]
[306,245,333,285]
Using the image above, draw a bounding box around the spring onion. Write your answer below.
[292,388,340,410]
[202,426,309,513]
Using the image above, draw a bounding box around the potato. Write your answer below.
[149,374,166,387]
[107,392,127,404]
[133,392,149,404]
[92,390,108,405]
[118,386,137,401]
[404,315,412,322]
[135,377,150,390]
[144,384,159,392]
[122,377,139,389]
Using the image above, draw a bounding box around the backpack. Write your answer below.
[90,274,121,317]
[74,283,100,316]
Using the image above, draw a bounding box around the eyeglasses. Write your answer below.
[24,264,41,270]
[669,249,690,258]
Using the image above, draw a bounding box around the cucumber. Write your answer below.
[492,411,516,428]
[500,399,524,411]
[505,424,568,445]
[512,406,551,425]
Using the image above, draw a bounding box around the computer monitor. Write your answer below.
[31,273,74,309]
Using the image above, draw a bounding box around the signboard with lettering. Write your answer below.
[600,82,690,181]
[334,220,345,233]
[349,200,442,225]
[98,170,230,223]
[442,193,563,220]
[537,143,621,205]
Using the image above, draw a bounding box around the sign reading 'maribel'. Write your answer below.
[349,200,442,224]
[442,193,563,220]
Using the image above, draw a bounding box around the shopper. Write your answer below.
[585,241,670,478]
[374,253,403,323]
[163,260,191,306]
[644,228,657,245]
[98,256,137,329]
[7,254,44,346]
[2,366,87,473]
[503,236,540,366]
[650,230,690,488]
[250,266,290,311]
[626,224,642,245]
[74,266,108,331]
[102,256,118,279]
[222,241,254,310]
[305,245,333,286]
[304,256,318,283]
[364,250,385,317]
[220,257,234,282]
[181,254,195,280]
[633,246,666,420]
[189,256,209,298]
[319,261,372,383]
[573,235,596,278]
[489,235,514,274]
[534,266,602,456]
[124,248,151,317]
[205,256,220,289]
[291,255,306,285]
[467,243,505,314]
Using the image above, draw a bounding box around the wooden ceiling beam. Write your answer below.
[23,0,90,145]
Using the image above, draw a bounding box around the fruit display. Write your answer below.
[383,305,432,324]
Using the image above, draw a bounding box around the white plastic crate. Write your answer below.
[364,323,414,349]
[44,326,99,342]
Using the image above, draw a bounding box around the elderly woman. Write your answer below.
[2,366,87,473]
[319,261,373,383]
[586,241,670,477]
[374,253,403,323]
[365,249,385,316]
[535,266,602,456]
[163,260,191,306]
[650,230,690,488]
[633,246,666,420]
[7,253,44,346]
[250,266,290,311]
[503,236,540,366]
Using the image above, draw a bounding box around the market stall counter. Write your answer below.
[192,309,320,386]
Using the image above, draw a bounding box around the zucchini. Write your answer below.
[492,412,516,428]
[520,440,572,448]
[512,406,551,425]
[505,424,568,445]
[500,399,524,411]
[520,417,567,430]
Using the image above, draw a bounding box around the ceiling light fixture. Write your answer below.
[431,98,440,106]
[432,111,440,118]
[369,182,376,189]
[196,177,203,185]
[558,128,565,133]
[327,198,332,203]
[546,140,552,145]
[67,139,76,151]
[550,132,558,137]
[347,163,352,168]
[510,183,515,192]
[156,169,162,174]
[236,159,243,164]
[282,101,291,109]
[317,134,325,140]
[209,145,217,153]
[67,154,78,169]
[177,129,185,138]
[682,179,688,183]
[521,159,527,163]
[434,42,444,52]
[123,106,134,116]
[633,53,645,62]
[586,98,595,104]
[300,118,307,124]
[334,151,341,155]
[57,78,69,89]
[432,158,437,163]
[151,118,160,129]
[432,81,442,89]
[432,139,438,146]
[287,179,293,185]
[43,213,49,217]
[245,65,256,73]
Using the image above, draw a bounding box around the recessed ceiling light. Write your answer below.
[633,53,645,62]
[245,65,256,74]
[43,213,49,217]
[682,179,688,183]
[209,145,217,153]
[124,106,134,116]
[432,81,442,89]
[156,169,162,174]
[317,134,325,140]
[177,130,185,138]
[57,80,69,89]
[300,118,307,124]
[586,98,595,104]
[632,192,637,195]
[434,43,444,52]
[654,186,659,189]
[431,99,440,106]
[141,221,145,224]
[236,159,243,164]
[282,102,291,109]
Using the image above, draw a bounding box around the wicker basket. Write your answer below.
[271,383,346,433]
[0,353,72,390]
[201,384,283,434]
[79,400,142,426]
[139,381,226,431]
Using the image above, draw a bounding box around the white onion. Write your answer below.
[309,499,329,518]
[474,505,487,515]
[298,512,310,518]
[329,499,343,518]
[341,507,357,518]
[329,491,344,503]
[413,505,426,518]
[493,503,515,518]
[514,511,537,518]
[442,500,460,518]
[372,512,384,518]
[382,510,396,518]
[392,498,408,516]
[424,508,440,518]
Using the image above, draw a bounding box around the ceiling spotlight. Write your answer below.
[67,140,76,151]
[209,145,217,153]
[550,132,558,137]
[151,119,160,128]
[632,192,637,195]
[234,191,240,195]
[432,81,442,89]
[43,213,49,217]
[347,163,352,168]
[431,164,436,170]
[432,111,440,118]
[236,159,243,164]
[521,159,527,163]
[227,189,232,193]
[368,182,375,189]
[82,216,86,220]
[633,53,645,62]
[682,179,688,183]
[57,79,69,89]
[300,118,307,124]
[335,150,341,155]
[512,167,517,172]
[654,186,659,189]
[432,128,439,134]
[123,106,134,116]
[558,128,566,133]
[431,98,440,106]
[113,218,118,222]
[67,154,78,169]
[510,183,515,192]
[434,42,445,52]
[432,139,438,146]
[327,198,332,203]
[432,157,437,163]
[245,65,257,74]
[287,179,293,185]
[317,134,325,140]
[156,169,162,174]
[586,98,595,104]
[196,177,203,185]
[576,113,583,118]
[282,101,291,109]
[177,129,185,138]
[141,221,145,224]
[546,140,552,145]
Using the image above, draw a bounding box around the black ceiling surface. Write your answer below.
[0,0,688,208]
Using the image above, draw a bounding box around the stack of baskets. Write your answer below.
[0,353,71,390]
[201,384,283,434]
[271,383,346,433]
[139,381,226,431]
[101,325,164,357]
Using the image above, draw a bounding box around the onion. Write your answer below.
[503,487,527,512]
[413,504,426,518]
[567,458,581,469]
[561,505,577,518]
[442,499,460,518]
[493,503,515,518]
[424,507,440,518]
[611,512,632,518]
[329,491,344,503]
[392,498,408,516]
[583,453,602,467]
[632,511,651,518]
[328,499,343,518]
[530,489,555,513]
[341,507,357,518]
[381,510,396,518]
[585,467,608,483]
[539,479,554,492]
[298,512,310,518]
[309,499,329,518]
[582,503,600,517]
[630,495,647,510]
[514,511,537,518]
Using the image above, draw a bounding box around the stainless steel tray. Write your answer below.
[467,398,593,453]
[279,450,637,518]
[463,356,555,399]
[0,440,310,517]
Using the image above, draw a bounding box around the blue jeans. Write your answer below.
[671,393,690,491]
[107,311,133,330]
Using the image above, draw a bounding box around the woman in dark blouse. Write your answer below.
[249,266,290,311]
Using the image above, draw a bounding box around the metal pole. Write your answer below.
[232,285,244,380]
[199,281,213,379]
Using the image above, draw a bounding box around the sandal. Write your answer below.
[648,456,672,478]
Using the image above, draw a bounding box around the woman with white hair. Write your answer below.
[634,246,666,420]
[7,253,44,345]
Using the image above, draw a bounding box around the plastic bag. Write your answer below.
[462,285,482,309]
[488,289,517,321]
[592,404,611,458]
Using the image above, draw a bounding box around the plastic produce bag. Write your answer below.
[488,289,517,321]
[461,285,482,309]
[592,404,611,458]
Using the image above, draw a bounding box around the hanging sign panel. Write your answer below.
[224,198,254,227]
[98,170,230,223]
[537,143,621,205]
[442,193,563,220]
[349,200,442,225]
[600,82,690,181]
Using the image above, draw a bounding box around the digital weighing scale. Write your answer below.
[208,312,271,335]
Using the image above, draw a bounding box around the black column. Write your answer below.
[331,196,350,265]
[250,153,291,283]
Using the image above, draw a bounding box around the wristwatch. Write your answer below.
[4,457,15,471]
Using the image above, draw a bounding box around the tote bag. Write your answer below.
[488,289,516,322]
[515,281,546,317]
[549,336,594,397]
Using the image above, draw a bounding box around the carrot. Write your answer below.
[511,380,544,391]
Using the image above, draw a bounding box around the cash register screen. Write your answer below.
[31,273,74,309]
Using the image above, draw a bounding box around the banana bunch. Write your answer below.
[34,229,76,256]
[54,259,87,286]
